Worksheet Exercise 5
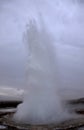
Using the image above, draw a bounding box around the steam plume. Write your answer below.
[14,20,69,124]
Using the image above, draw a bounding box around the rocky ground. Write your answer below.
[0,98,84,130]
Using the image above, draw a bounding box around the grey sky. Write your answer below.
[0,0,84,99]
[0,0,28,88]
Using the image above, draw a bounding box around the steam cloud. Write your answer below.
[14,20,69,124]
[14,0,84,124]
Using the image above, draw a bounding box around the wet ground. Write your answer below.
[0,98,84,130]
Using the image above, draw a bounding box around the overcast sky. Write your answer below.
[0,0,84,99]
[0,0,28,88]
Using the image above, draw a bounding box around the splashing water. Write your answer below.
[13,0,84,124]
[14,20,70,124]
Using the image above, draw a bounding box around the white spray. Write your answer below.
[14,19,70,124]
[13,0,84,124]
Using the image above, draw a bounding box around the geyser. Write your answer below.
[13,0,84,124]
[14,20,69,124]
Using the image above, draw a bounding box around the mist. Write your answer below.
[0,0,84,124]
[13,0,84,124]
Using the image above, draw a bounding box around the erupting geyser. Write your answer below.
[14,20,69,124]
[13,0,84,124]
